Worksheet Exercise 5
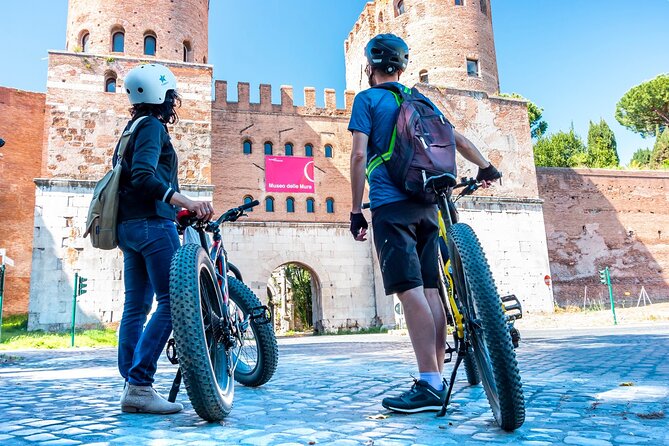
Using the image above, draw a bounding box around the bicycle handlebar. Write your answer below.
[213,200,260,226]
[176,200,260,230]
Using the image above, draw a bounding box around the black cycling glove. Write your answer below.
[350,212,368,238]
[476,163,502,182]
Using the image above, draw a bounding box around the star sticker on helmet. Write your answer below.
[159,75,167,84]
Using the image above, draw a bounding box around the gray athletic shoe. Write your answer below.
[381,378,446,413]
[120,384,183,414]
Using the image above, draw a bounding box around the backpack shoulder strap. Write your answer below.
[372,83,414,106]
[117,115,149,160]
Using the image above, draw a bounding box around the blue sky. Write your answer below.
[2,0,668,164]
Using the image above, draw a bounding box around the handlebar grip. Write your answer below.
[176,209,197,226]
[240,200,260,211]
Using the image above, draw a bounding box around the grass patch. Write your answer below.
[1,314,117,350]
[282,326,389,337]
[332,326,388,336]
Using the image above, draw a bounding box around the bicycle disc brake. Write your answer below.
[166,338,179,365]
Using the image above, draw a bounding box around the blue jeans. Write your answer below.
[117,217,180,386]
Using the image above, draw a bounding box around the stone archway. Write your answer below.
[267,262,322,335]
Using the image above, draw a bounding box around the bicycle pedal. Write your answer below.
[501,294,523,320]
[444,343,455,364]
[250,305,272,325]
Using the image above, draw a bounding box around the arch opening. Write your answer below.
[267,262,322,335]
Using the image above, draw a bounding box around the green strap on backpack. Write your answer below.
[83,116,148,250]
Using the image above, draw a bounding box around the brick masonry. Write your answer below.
[43,51,212,182]
[537,168,669,307]
[0,87,45,314]
[65,0,209,64]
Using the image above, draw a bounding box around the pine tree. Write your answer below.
[533,129,586,167]
[586,119,619,168]
[651,129,669,168]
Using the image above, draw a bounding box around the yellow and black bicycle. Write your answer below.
[428,172,525,431]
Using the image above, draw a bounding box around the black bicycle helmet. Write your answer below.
[364,34,409,74]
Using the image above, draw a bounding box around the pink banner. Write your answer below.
[265,156,315,193]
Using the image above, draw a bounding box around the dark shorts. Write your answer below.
[371,200,439,295]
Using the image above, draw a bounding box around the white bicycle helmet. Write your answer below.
[124,64,177,105]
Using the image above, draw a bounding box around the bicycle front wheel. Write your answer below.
[440,238,480,386]
[228,277,279,387]
[169,243,234,421]
[447,223,525,431]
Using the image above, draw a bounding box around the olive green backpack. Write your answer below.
[83,116,147,249]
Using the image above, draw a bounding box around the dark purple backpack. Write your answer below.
[367,84,457,204]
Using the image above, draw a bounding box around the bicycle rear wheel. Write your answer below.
[169,243,234,421]
[227,277,279,387]
[439,238,480,386]
[447,223,525,431]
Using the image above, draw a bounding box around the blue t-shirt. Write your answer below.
[348,82,410,209]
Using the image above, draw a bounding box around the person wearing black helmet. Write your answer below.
[348,34,500,413]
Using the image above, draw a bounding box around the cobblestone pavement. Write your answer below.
[0,326,668,445]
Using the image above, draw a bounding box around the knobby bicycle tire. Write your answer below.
[169,243,234,421]
[227,277,279,387]
[447,223,525,431]
[439,238,481,386]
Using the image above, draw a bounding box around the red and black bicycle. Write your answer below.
[167,200,278,421]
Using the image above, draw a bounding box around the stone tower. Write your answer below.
[345,0,499,94]
[29,0,214,330]
[65,0,209,64]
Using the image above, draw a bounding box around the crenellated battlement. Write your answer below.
[213,80,355,116]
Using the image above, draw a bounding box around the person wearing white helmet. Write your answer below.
[115,63,214,414]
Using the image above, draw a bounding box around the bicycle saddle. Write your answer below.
[424,172,457,193]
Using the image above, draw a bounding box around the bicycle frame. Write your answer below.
[437,207,465,341]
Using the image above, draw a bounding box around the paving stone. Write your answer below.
[1,329,668,445]
[24,432,60,442]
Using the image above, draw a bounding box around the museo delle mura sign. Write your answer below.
[265,156,315,193]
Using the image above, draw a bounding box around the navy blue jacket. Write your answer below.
[113,115,180,222]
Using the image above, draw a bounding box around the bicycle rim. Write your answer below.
[229,298,259,375]
[199,263,234,396]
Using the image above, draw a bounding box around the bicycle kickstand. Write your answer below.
[436,352,464,417]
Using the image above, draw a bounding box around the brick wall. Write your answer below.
[43,52,212,182]
[211,81,356,223]
[0,87,46,314]
[537,168,669,307]
[345,0,499,94]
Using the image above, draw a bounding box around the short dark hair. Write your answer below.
[130,90,181,124]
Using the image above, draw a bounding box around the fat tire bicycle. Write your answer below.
[166,200,278,421]
[429,172,525,431]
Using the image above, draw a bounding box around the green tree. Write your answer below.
[615,74,669,138]
[629,148,652,168]
[533,128,586,167]
[585,119,619,168]
[499,93,548,139]
[651,129,669,168]
[284,264,313,329]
